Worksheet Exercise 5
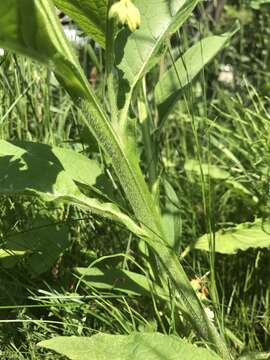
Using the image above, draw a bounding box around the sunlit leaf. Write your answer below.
[0,140,144,237]
[155,30,238,121]
[38,332,222,360]
[115,0,199,108]
[0,0,90,99]
[184,159,230,180]
[196,219,270,254]
[53,0,108,48]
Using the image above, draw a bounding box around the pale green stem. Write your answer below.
[106,0,118,124]
[137,87,157,195]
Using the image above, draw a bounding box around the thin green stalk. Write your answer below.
[119,90,133,131]
[106,0,118,124]
[149,239,232,360]
[138,82,157,197]
[162,45,231,359]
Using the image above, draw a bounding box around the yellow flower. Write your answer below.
[109,0,141,32]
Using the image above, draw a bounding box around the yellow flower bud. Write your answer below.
[109,0,141,32]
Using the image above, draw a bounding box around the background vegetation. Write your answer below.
[0,1,270,358]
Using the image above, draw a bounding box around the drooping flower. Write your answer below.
[109,0,141,32]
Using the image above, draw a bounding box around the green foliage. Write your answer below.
[0,140,143,236]
[155,30,237,121]
[38,332,222,360]
[0,0,84,96]
[115,0,199,112]
[0,218,69,274]
[53,0,108,48]
[184,159,230,180]
[76,267,167,299]
[161,180,181,251]
[0,0,246,358]
[196,219,270,254]
[249,0,270,10]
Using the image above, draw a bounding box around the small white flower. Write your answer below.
[204,307,215,322]
[0,48,4,56]
[218,64,234,84]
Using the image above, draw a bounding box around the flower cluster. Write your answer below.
[109,0,141,32]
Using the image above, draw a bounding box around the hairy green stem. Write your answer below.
[19,3,231,356]
[80,96,231,359]
[67,44,232,357]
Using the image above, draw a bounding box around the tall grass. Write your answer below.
[0,3,270,358]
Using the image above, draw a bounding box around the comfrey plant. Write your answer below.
[0,1,237,359]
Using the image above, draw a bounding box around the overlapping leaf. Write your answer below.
[0,0,88,98]
[0,140,144,237]
[115,0,199,108]
[53,0,108,48]
[0,219,69,274]
[155,31,237,120]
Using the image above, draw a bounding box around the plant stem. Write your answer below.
[138,82,157,197]
[81,97,231,359]
[148,239,232,360]
[106,0,117,124]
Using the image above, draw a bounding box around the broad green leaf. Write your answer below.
[184,159,230,180]
[53,0,108,48]
[155,31,237,120]
[4,141,102,188]
[0,140,144,237]
[0,0,90,99]
[38,332,222,360]
[195,219,270,254]
[76,267,167,300]
[115,0,199,109]
[0,218,69,274]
